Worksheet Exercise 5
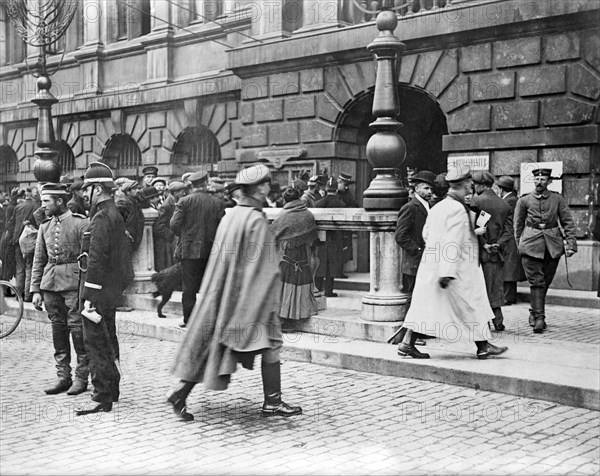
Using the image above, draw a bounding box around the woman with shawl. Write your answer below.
[270,187,319,323]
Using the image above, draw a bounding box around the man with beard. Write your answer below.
[514,168,577,333]
[76,162,133,415]
[30,183,89,396]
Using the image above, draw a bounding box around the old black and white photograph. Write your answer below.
[0,0,599,474]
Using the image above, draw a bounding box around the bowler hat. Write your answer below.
[236,164,271,186]
[497,176,515,191]
[411,170,435,186]
[338,172,355,183]
[142,166,158,176]
[82,162,115,189]
[471,170,496,186]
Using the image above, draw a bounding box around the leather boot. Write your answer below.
[397,330,430,359]
[166,381,195,421]
[71,328,89,384]
[66,380,88,395]
[45,379,72,395]
[492,307,505,331]
[531,287,546,333]
[261,361,302,417]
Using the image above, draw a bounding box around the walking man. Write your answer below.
[170,170,225,328]
[514,168,577,333]
[30,183,89,396]
[76,162,134,415]
[167,164,302,421]
[399,166,508,360]
[496,176,525,305]
[393,170,435,352]
[470,170,511,331]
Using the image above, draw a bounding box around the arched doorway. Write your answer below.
[102,134,142,178]
[335,84,448,272]
[172,126,221,175]
[0,145,19,192]
[52,140,76,175]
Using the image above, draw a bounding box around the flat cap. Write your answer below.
[235,164,271,186]
[121,179,139,193]
[41,182,69,196]
[497,176,515,190]
[225,182,242,194]
[532,168,552,177]
[168,180,187,193]
[209,176,225,185]
[338,172,355,183]
[446,165,472,183]
[142,166,158,176]
[181,172,193,182]
[471,170,496,186]
[82,162,115,189]
[141,186,161,200]
[411,170,435,186]
[293,179,308,193]
[188,170,209,184]
[59,174,73,185]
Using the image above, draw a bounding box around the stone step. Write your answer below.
[8,300,599,411]
[334,273,599,309]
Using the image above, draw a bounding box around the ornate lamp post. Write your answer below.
[355,0,409,210]
[7,0,78,183]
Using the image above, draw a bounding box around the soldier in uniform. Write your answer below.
[141,165,158,188]
[76,162,134,415]
[470,170,511,332]
[170,171,225,328]
[514,168,577,333]
[30,183,90,396]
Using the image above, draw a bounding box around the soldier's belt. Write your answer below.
[526,221,558,230]
[48,256,79,265]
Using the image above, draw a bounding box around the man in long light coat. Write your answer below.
[399,166,508,360]
[167,164,302,421]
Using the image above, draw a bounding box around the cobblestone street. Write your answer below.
[1,323,599,476]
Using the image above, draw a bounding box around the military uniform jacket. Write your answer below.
[470,189,511,263]
[30,210,89,294]
[514,190,577,259]
[82,199,134,306]
[170,190,225,260]
[395,197,427,276]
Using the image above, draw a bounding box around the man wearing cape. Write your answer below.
[167,164,302,421]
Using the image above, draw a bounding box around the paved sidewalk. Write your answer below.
[1,327,599,476]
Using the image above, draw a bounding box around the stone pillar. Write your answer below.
[72,0,106,97]
[362,217,409,322]
[141,0,173,85]
[126,208,158,293]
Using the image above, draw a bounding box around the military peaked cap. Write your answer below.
[532,168,552,177]
[41,182,69,196]
[142,166,158,176]
[338,172,355,183]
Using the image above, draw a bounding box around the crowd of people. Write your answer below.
[0,160,583,421]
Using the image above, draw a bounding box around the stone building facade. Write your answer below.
[1,0,599,289]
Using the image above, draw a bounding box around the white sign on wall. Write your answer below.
[447,152,490,172]
[520,161,563,196]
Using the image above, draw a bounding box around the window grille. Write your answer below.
[173,126,221,167]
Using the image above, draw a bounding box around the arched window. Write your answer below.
[0,146,19,176]
[52,141,76,174]
[173,126,221,167]
[102,134,142,175]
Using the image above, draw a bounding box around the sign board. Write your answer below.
[447,152,489,172]
[520,161,563,195]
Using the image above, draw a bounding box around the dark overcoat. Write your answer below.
[153,193,177,271]
[315,194,346,278]
[395,197,428,277]
[502,192,526,282]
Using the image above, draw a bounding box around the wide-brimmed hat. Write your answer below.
[497,176,515,191]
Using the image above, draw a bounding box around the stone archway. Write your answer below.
[0,145,19,192]
[101,134,142,178]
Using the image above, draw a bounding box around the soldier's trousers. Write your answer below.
[521,251,560,289]
[44,290,88,382]
[82,304,120,403]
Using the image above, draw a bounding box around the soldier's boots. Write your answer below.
[66,380,88,395]
[261,362,302,417]
[530,287,547,334]
[492,307,505,332]
[45,379,72,395]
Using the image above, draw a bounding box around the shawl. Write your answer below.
[269,199,319,250]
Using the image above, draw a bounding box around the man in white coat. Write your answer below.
[398,166,508,360]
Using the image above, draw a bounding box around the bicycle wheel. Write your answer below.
[0,280,24,339]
